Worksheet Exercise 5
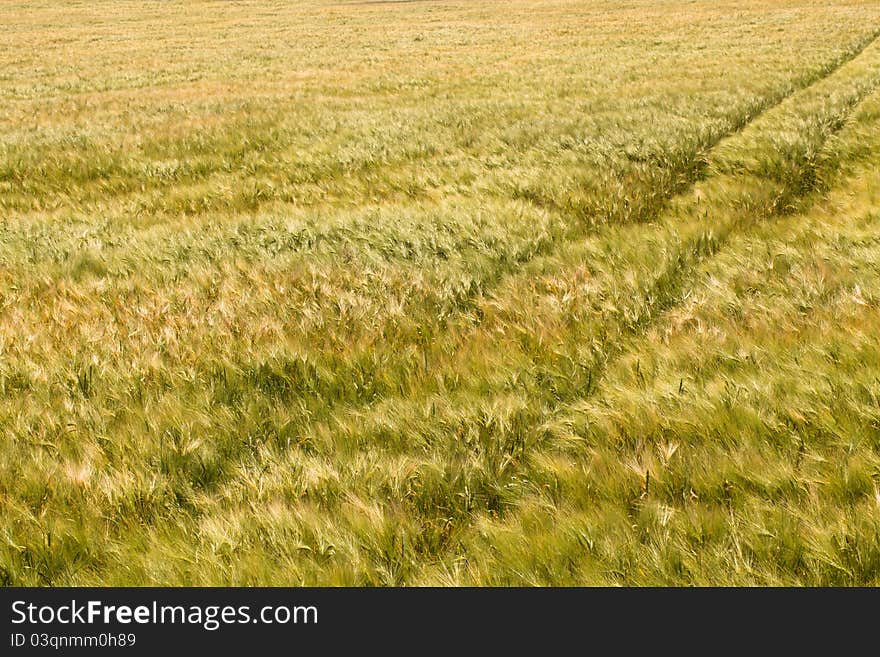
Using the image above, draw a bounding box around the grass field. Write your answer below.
[3,0,880,585]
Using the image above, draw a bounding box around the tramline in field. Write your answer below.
[2,0,880,585]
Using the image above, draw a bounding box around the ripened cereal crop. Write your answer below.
[3,0,880,585]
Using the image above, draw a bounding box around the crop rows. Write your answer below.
[2,0,880,584]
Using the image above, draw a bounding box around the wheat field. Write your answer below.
[3,0,880,585]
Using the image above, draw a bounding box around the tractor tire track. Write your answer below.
[425,41,880,561]
[203,27,880,422]
[301,28,880,424]
[362,34,880,572]
[95,32,880,570]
